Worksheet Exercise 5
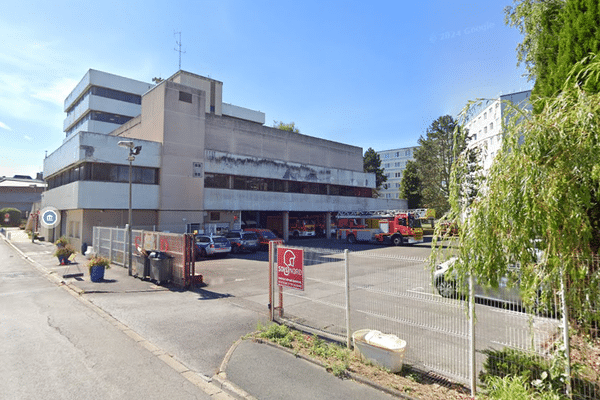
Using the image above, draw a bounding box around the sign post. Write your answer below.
[276,247,304,290]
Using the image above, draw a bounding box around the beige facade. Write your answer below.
[43,69,405,248]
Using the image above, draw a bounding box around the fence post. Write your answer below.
[469,274,476,398]
[345,249,351,349]
[109,228,113,262]
[561,269,572,399]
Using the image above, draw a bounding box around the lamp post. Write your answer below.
[118,140,142,276]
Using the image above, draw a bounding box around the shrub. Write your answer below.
[0,208,22,227]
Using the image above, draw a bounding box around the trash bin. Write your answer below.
[134,253,150,279]
[148,251,172,284]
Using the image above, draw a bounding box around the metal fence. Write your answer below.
[92,226,196,287]
[269,244,599,399]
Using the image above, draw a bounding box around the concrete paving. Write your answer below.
[2,229,401,400]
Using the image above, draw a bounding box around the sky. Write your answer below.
[0,0,531,179]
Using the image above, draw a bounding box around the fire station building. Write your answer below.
[40,69,405,249]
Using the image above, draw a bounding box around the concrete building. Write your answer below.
[63,69,154,139]
[465,90,532,171]
[376,146,418,199]
[0,175,46,218]
[41,69,405,248]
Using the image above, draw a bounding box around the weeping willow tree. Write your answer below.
[434,55,600,332]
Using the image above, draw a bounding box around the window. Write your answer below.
[405,150,411,156]
[484,112,487,119]
[210,212,220,221]
[200,172,372,198]
[204,173,229,188]
[179,91,192,103]
[490,122,493,131]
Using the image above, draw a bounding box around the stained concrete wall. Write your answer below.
[204,114,363,172]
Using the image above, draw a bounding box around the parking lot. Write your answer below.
[194,236,434,308]
[195,235,560,385]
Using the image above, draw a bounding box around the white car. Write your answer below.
[433,257,524,306]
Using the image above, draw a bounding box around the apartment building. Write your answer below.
[465,90,532,171]
[376,146,418,199]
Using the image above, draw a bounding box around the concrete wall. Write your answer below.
[204,150,374,188]
[204,188,406,212]
[205,114,364,172]
[64,69,153,112]
[170,71,223,115]
[159,81,206,215]
[42,181,160,210]
[44,131,161,178]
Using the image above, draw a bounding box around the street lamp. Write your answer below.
[118,140,142,276]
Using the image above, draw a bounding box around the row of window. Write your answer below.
[67,86,142,116]
[47,162,159,189]
[204,173,372,198]
[47,166,373,198]
[384,160,410,169]
[65,111,134,137]
[381,149,412,159]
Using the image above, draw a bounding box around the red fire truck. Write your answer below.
[337,210,424,246]
[266,215,316,238]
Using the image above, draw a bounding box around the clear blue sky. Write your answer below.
[0,0,530,178]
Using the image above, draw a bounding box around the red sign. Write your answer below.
[277,248,304,290]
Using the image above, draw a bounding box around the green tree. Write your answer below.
[363,147,386,197]
[504,0,566,83]
[505,0,600,109]
[399,160,422,209]
[414,115,466,216]
[273,121,300,133]
[435,58,600,331]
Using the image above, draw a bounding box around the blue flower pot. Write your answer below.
[90,265,105,282]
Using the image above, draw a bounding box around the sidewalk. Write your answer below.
[3,229,400,400]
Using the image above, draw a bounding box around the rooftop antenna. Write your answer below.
[174,31,186,70]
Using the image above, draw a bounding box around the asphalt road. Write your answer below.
[0,239,215,400]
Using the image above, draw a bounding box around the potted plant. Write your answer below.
[54,236,70,248]
[87,255,110,282]
[54,245,75,265]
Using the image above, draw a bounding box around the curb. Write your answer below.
[243,336,419,400]
[1,234,244,400]
[213,337,259,400]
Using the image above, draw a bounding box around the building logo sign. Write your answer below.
[277,248,304,291]
[40,207,60,229]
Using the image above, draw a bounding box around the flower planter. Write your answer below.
[89,265,105,282]
[57,255,71,265]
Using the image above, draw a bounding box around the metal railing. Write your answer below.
[92,226,194,287]
[269,244,599,399]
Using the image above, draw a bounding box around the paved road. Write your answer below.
[0,239,215,400]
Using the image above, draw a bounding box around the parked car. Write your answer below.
[433,257,521,305]
[225,231,260,253]
[243,228,283,251]
[194,235,231,260]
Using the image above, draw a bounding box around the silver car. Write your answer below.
[194,235,231,259]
